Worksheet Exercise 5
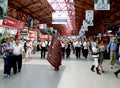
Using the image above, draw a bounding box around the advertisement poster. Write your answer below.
[0,0,8,19]
[85,10,94,26]
[28,16,34,29]
[49,27,54,34]
[94,0,110,10]
[42,24,47,33]
[83,20,88,31]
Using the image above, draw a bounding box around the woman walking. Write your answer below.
[46,32,62,71]
[2,38,13,77]
[90,38,101,75]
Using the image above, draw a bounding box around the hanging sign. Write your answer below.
[85,10,94,26]
[2,17,20,28]
[83,20,88,31]
[0,0,8,19]
[28,16,34,29]
[94,0,110,10]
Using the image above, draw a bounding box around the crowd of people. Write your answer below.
[0,35,120,78]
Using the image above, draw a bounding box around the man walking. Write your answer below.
[12,39,24,74]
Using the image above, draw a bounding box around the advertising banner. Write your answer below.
[94,0,110,10]
[49,27,54,34]
[0,0,8,19]
[40,35,52,40]
[28,30,37,39]
[85,10,94,26]
[28,16,34,29]
[83,20,88,31]
[2,17,20,28]
[42,24,47,33]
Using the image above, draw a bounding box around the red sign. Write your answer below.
[2,17,25,29]
[40,35,52,40]
[2,17,20,28]
[28,30,35,34]
[15,30,21,39]
[29,35,37,38]
[28,30,37,39]
[61,30,72,36]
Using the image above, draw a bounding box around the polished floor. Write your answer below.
[0,52,120,88]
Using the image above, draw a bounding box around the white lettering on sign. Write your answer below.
[7,20,15,24]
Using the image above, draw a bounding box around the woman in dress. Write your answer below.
[98,40,106,73]
[46,32,62,71]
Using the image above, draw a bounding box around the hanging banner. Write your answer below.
[39,35,52,40]
[85,10,94,26]
[79,26,85,35]
[28,16,34,29]
[94,0,110,10]
[42,24,47,33]
[0,0,8,19]
[52,12,68,24]
[83,20,88,31]
[50,27,54,34]
[2,17,20,28]
[28,30,37,39]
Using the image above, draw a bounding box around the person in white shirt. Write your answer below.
[26,38,32,60]
[40,40,47,58]
[75,38,82,59]
[90,38,101,75]
[12,39,24,74]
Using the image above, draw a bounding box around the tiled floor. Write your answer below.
[0,52,120,88]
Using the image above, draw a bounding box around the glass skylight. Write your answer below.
[47,0,75,30]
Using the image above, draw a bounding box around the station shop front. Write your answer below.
[0,17,25,41]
